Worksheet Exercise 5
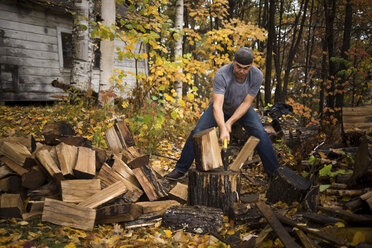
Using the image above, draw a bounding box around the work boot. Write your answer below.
[164,169,185,181]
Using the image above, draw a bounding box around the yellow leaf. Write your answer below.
[227,229,235,235]
[164,229,172,238]
[334,222,345,228]
[64,243,76,248]
[178,99,185,107]
[352,231,366,246]
[187,93,194,101]
[142,53,148,59]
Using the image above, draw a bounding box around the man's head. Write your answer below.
[233,47,254,82]
[234,47,254,66]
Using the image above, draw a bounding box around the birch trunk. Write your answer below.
[174,0,183,97]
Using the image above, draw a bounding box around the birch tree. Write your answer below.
[174,0,184,97]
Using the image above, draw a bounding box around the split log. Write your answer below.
[78,181,128,209]
[135,200,180,215]
[266,166,311,205]
[42,198,96,231]
[0,141,31,166]
[27,200,44,213]
[22,166,47,189]
[230,203,262,227]
[27,181,59,201]
[105,126,123,153]
[188,169,240,215]
[360,191,372,211]
[133,165,167,201]
[97,163,143,202]
[56,142,78,178]
[42,121,75,145]
[0,135,35,153]
[35,148,63,181]
[325,189,363,197]
[229,136,260,171]
[0,193,23,218]
[56,136,92,148]
[96,203,142,224]
[61,179,101,203]
[0,156,28,176]
[0,175,24,193]
[111,155,140,188]
[318,206,372,225]
[303,212,346,225]
[192,127,223,171]
[276,213,347,246]
[115,120,135,147]
[256,201,301,248]
[73,147,96,179]
[0,165,14,179]
[168,182,188,204]
[345,198,364,212]
[125,213,163,229]
[293,228,319,248]
[162,205,224,234]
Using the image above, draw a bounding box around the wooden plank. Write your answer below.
[0,28,57,44]
[135,200,181,215]
[256,201,301,248]
[73,147,96,179]
[343,105,372,116]
[19,67,61,77]
[56,142,78,177]
[0,47,58,60]
[42,198,96,231]
[97,163,143,202]
[229,136,260,171]
[111,155,140,188]
[133,165,167,201]
[0,19,57,36]
[35,148,62,180]
[0,156,28,176]
[0,56,59,69]
[61,179,101,203]
[293,228,318,248]
[0,92,66,102]
[2,38,58,53]
[0,193,23,218]
[0,141,31,166]
[78,181,128,209]
[96,203,142,224]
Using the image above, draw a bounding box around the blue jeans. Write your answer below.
[175,104,279,176]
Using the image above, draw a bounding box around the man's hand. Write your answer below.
[225,121,232,133]
[219,126,230,144]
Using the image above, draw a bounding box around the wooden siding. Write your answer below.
[0,1,148,102]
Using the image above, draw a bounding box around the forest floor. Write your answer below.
[0,104,371,248]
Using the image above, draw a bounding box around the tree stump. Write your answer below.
[266,166,311,205]
[188,169,240,214]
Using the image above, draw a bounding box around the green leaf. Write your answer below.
[319,164,332,177]
[308,155,319,166]
[319,184,331,192]
[301,171,309,178]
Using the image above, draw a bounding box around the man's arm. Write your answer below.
[213,93,230,143]
[225,94,255,133]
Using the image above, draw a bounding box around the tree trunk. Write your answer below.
[264,0,275,105]
[174,0,184,97]
[71,0,94,91]
[99,0,116,104]
[273,0,283,103]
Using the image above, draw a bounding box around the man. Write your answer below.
[165,47,279,180]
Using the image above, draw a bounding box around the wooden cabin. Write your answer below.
[0,0,147,102]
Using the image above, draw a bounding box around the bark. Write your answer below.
[99,0,116,104]
[273,0,283,103]
[71,0,94,91]
[174,0,184,96]
[264,0,275,105]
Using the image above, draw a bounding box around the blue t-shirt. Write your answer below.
[213,63,263,116]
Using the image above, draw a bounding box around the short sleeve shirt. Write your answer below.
[213,63,263,116]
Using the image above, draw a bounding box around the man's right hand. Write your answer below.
[219,127,230,144]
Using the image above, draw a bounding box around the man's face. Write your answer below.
[233,59,252,81]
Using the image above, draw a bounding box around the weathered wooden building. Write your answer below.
[0,0,147,102]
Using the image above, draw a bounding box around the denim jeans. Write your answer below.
[175,104,279,176]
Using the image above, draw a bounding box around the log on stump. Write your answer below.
[230,202,262,227]
[188,169,240,215]
[96,203,142,224]
[266,166,311,205]
[162,205,224,234]
[42,198,96,231]
[192,127,223,171]
[0,193,23,218]
[133,165,167,201]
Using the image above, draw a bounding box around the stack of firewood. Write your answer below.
[0,120,182,231]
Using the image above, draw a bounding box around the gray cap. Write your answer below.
[234,47,254,65]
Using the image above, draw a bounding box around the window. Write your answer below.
[61,32,72,69]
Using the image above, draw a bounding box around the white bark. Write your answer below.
[174,0,184,97]
[71,0,94,91]
[99,0,116,104]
